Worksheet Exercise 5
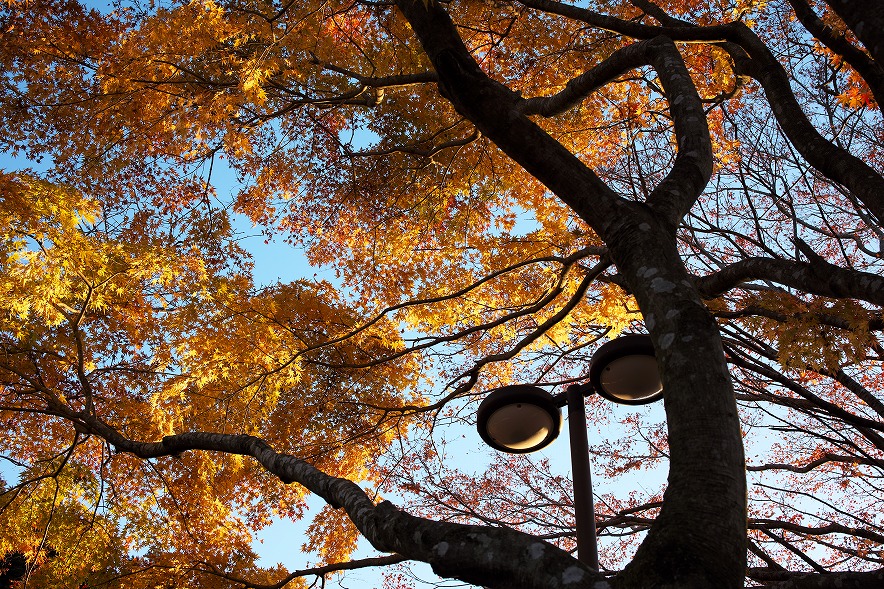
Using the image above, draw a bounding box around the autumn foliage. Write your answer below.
[1,0,883,588]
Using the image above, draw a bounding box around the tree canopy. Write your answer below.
[1,0,883,587]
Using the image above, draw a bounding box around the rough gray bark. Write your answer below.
[693,255,884,306]
[68,420,604,589]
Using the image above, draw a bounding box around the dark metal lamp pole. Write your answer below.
[476,334,664,570]
[565,382,599,570]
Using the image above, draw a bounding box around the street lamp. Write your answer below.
[476,385,562,453]
[475,334,663,570]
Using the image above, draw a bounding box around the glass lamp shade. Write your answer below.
[588,334,663,405]
[476,385,563,453]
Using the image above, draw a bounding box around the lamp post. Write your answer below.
[475,334,663,570]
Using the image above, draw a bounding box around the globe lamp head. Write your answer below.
[476,385,563,453]
[588,334,663,405]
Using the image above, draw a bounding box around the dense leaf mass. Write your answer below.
[1,0,882,587]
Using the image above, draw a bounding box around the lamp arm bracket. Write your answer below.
[553,383,596,407]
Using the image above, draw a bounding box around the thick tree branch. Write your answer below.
[749,567,884,589]
[746,452,884,474]
[394,0,624,235]
[786,0,884,106]
[715,305,884,334]
[725,22,884,225]
[517,0,728,42]
[751,519,884,546]
[518,36,712,228]
[823,1,884,66]
[68,421,601,589]
[694,255,884,307]
[519,0,884,224]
